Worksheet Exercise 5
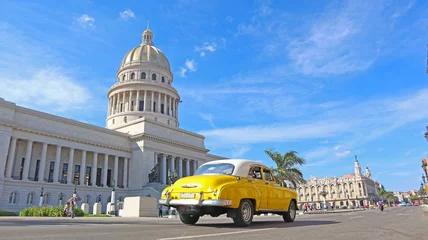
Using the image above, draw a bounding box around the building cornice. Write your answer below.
[130,132,209,154]
[1,99,131,138]
[0,121,132,153]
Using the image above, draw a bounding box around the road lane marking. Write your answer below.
[157,228,276,240]
[349,216,362,219]
[397,214,410,216]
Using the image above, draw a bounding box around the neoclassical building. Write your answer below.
[296,157,382,208]
[0,28,226,213]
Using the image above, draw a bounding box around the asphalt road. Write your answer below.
[0,206,425,240]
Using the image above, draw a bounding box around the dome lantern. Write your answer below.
[142,21,153,46]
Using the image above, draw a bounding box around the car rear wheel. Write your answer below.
[179,214,200,225]
[283,200,296,222]
[233,199,254,227]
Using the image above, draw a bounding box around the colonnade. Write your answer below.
[108,90,178,119]
[155,152,198,185]
[4,136,129,188]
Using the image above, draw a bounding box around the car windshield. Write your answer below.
[194,163,235,175]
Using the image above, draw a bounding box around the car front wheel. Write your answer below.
[283,200,296,222]
[233,199,254,227]
[179,214,200,225]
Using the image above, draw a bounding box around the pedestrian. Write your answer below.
[158,206,163,217]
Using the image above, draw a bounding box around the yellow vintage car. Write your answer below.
[158,159,298,226]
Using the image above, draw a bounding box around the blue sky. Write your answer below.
[0,0,427,192]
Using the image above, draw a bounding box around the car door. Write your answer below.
[248,166,269,210]
[261,168,279,210]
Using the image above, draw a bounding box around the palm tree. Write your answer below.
[264,149,306,188]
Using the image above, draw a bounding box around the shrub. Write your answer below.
[0,210,17,216]
[20,206,84,217]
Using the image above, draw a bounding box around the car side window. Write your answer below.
[263,168,275,182]
[248,166,262,180]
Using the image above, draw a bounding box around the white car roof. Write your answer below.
[199,159,270,178]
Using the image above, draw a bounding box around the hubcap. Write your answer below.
[289,202,296,219]
[241,201,252,222]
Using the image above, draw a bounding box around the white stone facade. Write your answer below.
[0,28,227,213]
[296,158,382,208]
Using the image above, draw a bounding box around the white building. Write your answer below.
[0,28,226,213]
[296,157,382,208]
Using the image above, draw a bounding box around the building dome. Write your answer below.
[119,29,171,71]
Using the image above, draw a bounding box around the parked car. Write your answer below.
[158,159,298,226]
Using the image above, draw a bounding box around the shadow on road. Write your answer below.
[194,220,340,229]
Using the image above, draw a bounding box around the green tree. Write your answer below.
[264,149,306,188]
[418,186,426,197]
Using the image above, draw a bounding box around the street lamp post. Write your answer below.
[110,179,116,216]
[39,187,44,206]
[59,192,63,206]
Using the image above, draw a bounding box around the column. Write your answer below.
[122,91,126,112]
[170,156,175,173]
[143,90,147,112]
[107,97,112,115]
[103,154,108,187]
[150,91,155,112]
[128,91,133,111]
[66,148,74,184]
[91,152,98,186]
[113,156,118,187]
[178,157,183,178]
[157,92,161,113]
[53,146,61,183]
[115,93,119,113]
[79,150,87,185]
[135,90,140,112]
[123,158,128,188]
[5,137,17,178]
[161,154,167,184]
[176,100,179,120]
[22,140,33,180]
[111,95,116,115]
[164,93,167,114]
[37,143,48,182]
[170,96,173,116]
[185,159,190,177]
[193,160,198,174]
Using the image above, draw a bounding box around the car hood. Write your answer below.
[171,174,239,193]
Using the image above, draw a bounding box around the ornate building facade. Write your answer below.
[0,28,226,213]
[296,157,381,209]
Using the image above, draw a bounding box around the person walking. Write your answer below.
[158,206,163,217]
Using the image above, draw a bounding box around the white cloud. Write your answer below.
[232,145,251,158]
[333,145,341,151]
[77,14,95,29]
[179,67,187,78]
[199,113,216,128]
[320,140,329,144]
[0,68,91,112]
[258,0,273,16]
[119,9,135,20]
[195,42,217,57]
[335,150,351,157]
[185,59,197,71]
[304,147,330,159]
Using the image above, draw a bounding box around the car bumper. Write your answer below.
[158,199,232,207]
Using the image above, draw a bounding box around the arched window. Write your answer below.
[152,73,156,80]
[161,76,165,83]
[122,75,126,81]
[9,192,17,204]
[26,192,34,204]
[141,72,146,79]
[112,119,115,124]
[131,72,135,80]
[124,116,127,123]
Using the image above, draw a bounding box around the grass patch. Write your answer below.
[19,206,84,217]
[0,210,17,216]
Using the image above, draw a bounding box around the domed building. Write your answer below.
[0,28,226,214]
[295,156,383,209]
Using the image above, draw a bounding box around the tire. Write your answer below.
[179,214,200,225]
[283,200,296,222]
[233,199,254,227]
